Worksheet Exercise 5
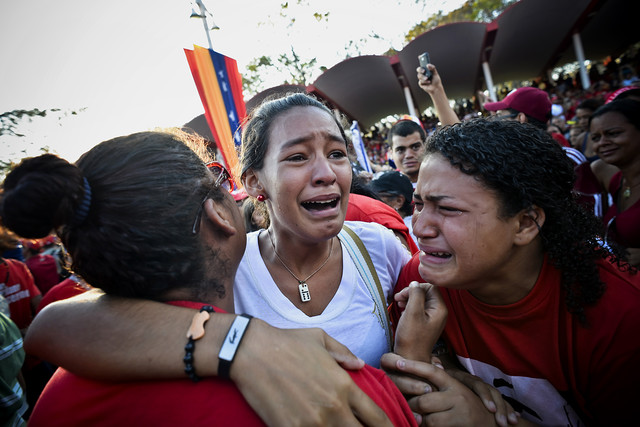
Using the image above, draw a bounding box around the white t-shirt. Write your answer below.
[403,215,418,248]
[234,221,411,367]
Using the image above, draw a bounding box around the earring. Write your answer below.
[257,194,266,202]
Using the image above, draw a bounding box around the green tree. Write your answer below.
[242,47,318,95]
[241,1,330,96]
[0,107,84,179]
[241,1,518,96]
[277,47,317,85]
[242,56,275,96]
[0,108,59,137]
[405,0,517,42]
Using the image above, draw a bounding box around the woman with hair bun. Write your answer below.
[3,131,419,426]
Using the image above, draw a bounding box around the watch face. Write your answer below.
[218,315,252,361]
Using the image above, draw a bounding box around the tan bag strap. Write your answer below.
[338,225,393,350]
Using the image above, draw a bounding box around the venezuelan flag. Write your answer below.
[185,45,246,180]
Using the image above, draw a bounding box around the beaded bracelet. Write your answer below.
[218,314,253,379]
[184,305,215,382]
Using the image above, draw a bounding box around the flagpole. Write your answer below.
[192,0,214,50]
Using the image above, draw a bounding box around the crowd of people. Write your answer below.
[0,48,639,426]
[360,54,640,170]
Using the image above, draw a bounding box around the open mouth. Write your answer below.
[301,198,339,212]
[427,251,452,259]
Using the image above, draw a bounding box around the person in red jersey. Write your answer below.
[389,119,639,426]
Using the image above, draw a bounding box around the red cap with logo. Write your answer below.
[484,87,551,123]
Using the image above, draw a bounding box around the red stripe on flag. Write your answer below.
[184,48,224,155]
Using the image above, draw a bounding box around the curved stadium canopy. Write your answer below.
[186,0,640,138]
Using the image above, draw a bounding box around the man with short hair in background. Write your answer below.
[388,119,426,186]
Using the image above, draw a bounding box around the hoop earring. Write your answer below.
[257,194,266,202]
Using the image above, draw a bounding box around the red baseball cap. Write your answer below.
[605,86,640,104]
[484,87,551,123]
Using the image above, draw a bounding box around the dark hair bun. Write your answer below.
[2,154,84,238]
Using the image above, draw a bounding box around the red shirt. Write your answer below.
[29,301,417,427]
[551,132,570,148]
[36,276,91,314]
[396,254,640,425]
[0,258,40,330]
[26,254,59,295]
[604,171,640,248]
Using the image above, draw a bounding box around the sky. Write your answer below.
[0,0,466,163]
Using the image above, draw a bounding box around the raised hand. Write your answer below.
[393,281,447,362]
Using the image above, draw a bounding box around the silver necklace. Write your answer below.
[267,229,334,303]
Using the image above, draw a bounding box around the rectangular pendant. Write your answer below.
[298,282,311,302]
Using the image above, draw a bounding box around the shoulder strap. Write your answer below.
[338,225,393,350]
